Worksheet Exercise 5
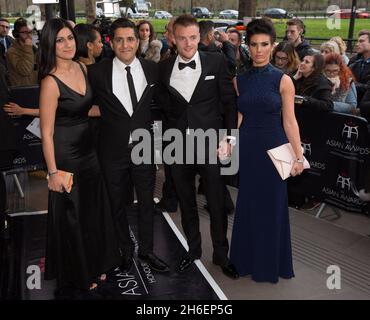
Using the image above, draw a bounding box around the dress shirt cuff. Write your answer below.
[226,135,237,146]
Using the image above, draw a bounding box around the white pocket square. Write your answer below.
[150,83,155,87]
[205,75,215,80]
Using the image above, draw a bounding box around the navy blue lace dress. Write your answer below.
[230,63,295,283]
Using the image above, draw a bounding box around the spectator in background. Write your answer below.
[74,24,103,66]
[349,30,370,104]
[272,41,300,77]
[227,28,252,75]
[6,18,38,86]
[137,20,162,63]
[160,17,176,61]
[0,18,12,66]
[320,40,340,58]
[92,17,114,61]
[285,18,313,61]
[293,53,333,112]
[74,23,103,153]
[198,20,236,76]
[0,18,12,52]
[324,53,357,115]
[290,53,333,210]
[330,36,349,64]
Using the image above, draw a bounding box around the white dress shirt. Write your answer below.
[112,57,147,117]
[170,51,202,103]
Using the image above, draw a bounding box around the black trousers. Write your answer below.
[100,157,156,258]
[171,163,229,266]
[161,163,178,206]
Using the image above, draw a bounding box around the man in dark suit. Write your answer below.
[0,18,12,68]
[0,18,12,52]
[157,15,239,279]
[88,18,169,273]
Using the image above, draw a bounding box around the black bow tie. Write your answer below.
[178,60,196,70]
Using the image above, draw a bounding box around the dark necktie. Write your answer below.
[125,66,138,111]
[178,60,196,70]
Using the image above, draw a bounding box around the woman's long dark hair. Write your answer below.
[38,18,77,80]
[137,20,156,43]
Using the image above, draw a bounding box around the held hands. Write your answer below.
[290,161,304,177]
[47,173,69,193]
[217,139,233,160]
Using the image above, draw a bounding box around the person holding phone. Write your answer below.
[39,18,121,297]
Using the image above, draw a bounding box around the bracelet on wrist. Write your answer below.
[295,158,304,164]
[46,170,58,179]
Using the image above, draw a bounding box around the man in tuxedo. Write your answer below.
[157,15,239,279]
[88,18,169,273]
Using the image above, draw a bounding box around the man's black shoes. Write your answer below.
[218,262,239,279]
[138,253,170,272]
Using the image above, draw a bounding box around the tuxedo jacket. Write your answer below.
[87,58,158,162]
[157,50,237,135]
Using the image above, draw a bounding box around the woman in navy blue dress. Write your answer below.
[230,19,304,283]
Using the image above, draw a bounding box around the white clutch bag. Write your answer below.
[267,143,310,180]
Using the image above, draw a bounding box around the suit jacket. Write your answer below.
[87,57,158,163]
[0,36,12,53]
[157,51,237,137]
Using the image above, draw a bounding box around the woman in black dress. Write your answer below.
[39,18,121,295]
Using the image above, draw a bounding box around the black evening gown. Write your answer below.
[44,63,121,290]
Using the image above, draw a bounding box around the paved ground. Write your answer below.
[4,168,370,300]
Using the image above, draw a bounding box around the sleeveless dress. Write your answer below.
[230,63,295,283]
[44,63,121,290]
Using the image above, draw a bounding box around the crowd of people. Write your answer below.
[1,13,370,298]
